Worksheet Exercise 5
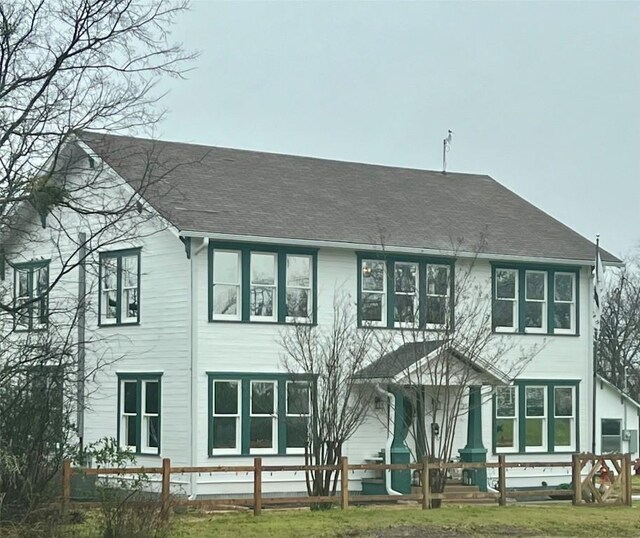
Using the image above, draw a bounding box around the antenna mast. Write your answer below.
[442,130,453,174]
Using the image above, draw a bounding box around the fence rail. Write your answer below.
[61,453,633,516]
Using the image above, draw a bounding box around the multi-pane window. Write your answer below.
[286,255,312,321]
[250,381,277,452]
[426,265,450,327]
[358,256,453,329]
[525,386,546,451]
[208,374,313,456]
[211,380,241,454]
[394,262,418,326]
[118,375,161,454]
[250,253,277,321]
[553,273,576,334]
[212,250,241,320]
[362,260,386,326]
[209,244,317,324]
[13,261,49,331]
[554,386,575,450]
[494,269,517,332]
[601,419,621,453]
[286,381,311,452]
[495,387,517,451]
[99,249,140,325]
[492,266,578,335]
[524,271,546,333]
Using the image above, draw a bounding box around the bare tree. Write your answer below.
[280,293,377,508]
[598,255,640,401]
[0,0,194,519]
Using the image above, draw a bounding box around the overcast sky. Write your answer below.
[158,1,640,259]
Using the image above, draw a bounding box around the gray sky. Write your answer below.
[159,1,640,259]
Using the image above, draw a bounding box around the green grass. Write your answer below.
[159,504,640,538]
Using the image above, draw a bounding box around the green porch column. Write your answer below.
[389,387,412,494]
[458,385,488,492]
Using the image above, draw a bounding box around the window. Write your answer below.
[286,255,312,322]
[494,269,517,332]
[358,255,453,329]
[118,374,161,455]
[99,249,140,325]
[525,386,546,451]
[13,261,49,331]
[495,387,517,451]
[211,380,241,454]
[209,244,317,324]
[212,250,241,320]
[554,273,576,334]
[494,382,579,453]
[554,386,575,450]
[208,374,313,456]
[601,419,621,453]
[492,265,579,335]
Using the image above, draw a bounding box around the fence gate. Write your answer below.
[573,453,632,506]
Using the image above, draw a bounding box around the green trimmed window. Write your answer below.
[208,373,312,456]
[209,243,317,324]
[99,249,141,326]
[358,254,453,329]
[493,381,578,454]
[118,374,161,455]
[492,265,579,335]
[13,260,49,331]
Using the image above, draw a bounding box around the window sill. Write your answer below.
[98,321,141,328]
[209,319,316,327]
[208,452,306,459]
[491,330,579,337]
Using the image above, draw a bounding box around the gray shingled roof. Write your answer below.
[357,341,444,379]
[78,132,619,263]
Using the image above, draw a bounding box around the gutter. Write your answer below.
[375,385,402,496]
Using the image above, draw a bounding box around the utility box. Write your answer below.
[624,430,638,453]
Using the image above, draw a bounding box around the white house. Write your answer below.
[0,132,624,498]
[595,375,639,459]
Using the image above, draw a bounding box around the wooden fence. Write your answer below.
[61,453,633,516]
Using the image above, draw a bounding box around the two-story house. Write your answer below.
[0,131,625,498]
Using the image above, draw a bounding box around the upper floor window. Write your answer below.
[13,260,49,331]
[208,373,312,456]
[118,373,161,455]
[358,255,453,329]
[209,243,317,324]
[492,265,578,335]
[99,249,140,326]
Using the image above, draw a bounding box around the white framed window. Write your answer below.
[524,271,547,333]
[426,264,450,328]
[250,252,277,321]
[212,249,242,320]
[121,380,138,452]
[286,254,312,322]
[495,386,518,452]
[211,380,241,454]
[286,381,311,453]
[14,262,49,330]
[250,381,277,454]
[553,272,576,334]
[524,386,547,451]
[553,386,575,451]
[121,255,139,323]
[494,269,518,332]
[99,250,140,325]
[601,418,622,453]
[394,262,418,327]
[101,257,118,324]
[361,260,386,326]
[141,380,160,454]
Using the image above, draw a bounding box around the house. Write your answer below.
[0,131,622,498]
[595,375,639,459]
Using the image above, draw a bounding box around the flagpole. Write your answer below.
[591,234,600,454]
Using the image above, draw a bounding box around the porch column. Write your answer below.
[389,387,412,494]
[458,385,487,491]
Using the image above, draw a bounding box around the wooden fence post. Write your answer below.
[498,454,506,506]
[421,458,430,510]
[624,453,632,506]
[340,456,349,510]
[572,453,582,505]
[61,458,71,516]
[161,458,171,518]
[254,457,262,516]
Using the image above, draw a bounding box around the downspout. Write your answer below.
[375,385,402,496]
[76,232,86,455]
[188,238,207,499]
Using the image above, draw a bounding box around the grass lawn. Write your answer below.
[162,503,640,538]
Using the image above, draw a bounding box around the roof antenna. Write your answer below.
[442,130,453,174]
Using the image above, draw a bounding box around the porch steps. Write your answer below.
[412,480,500,504]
